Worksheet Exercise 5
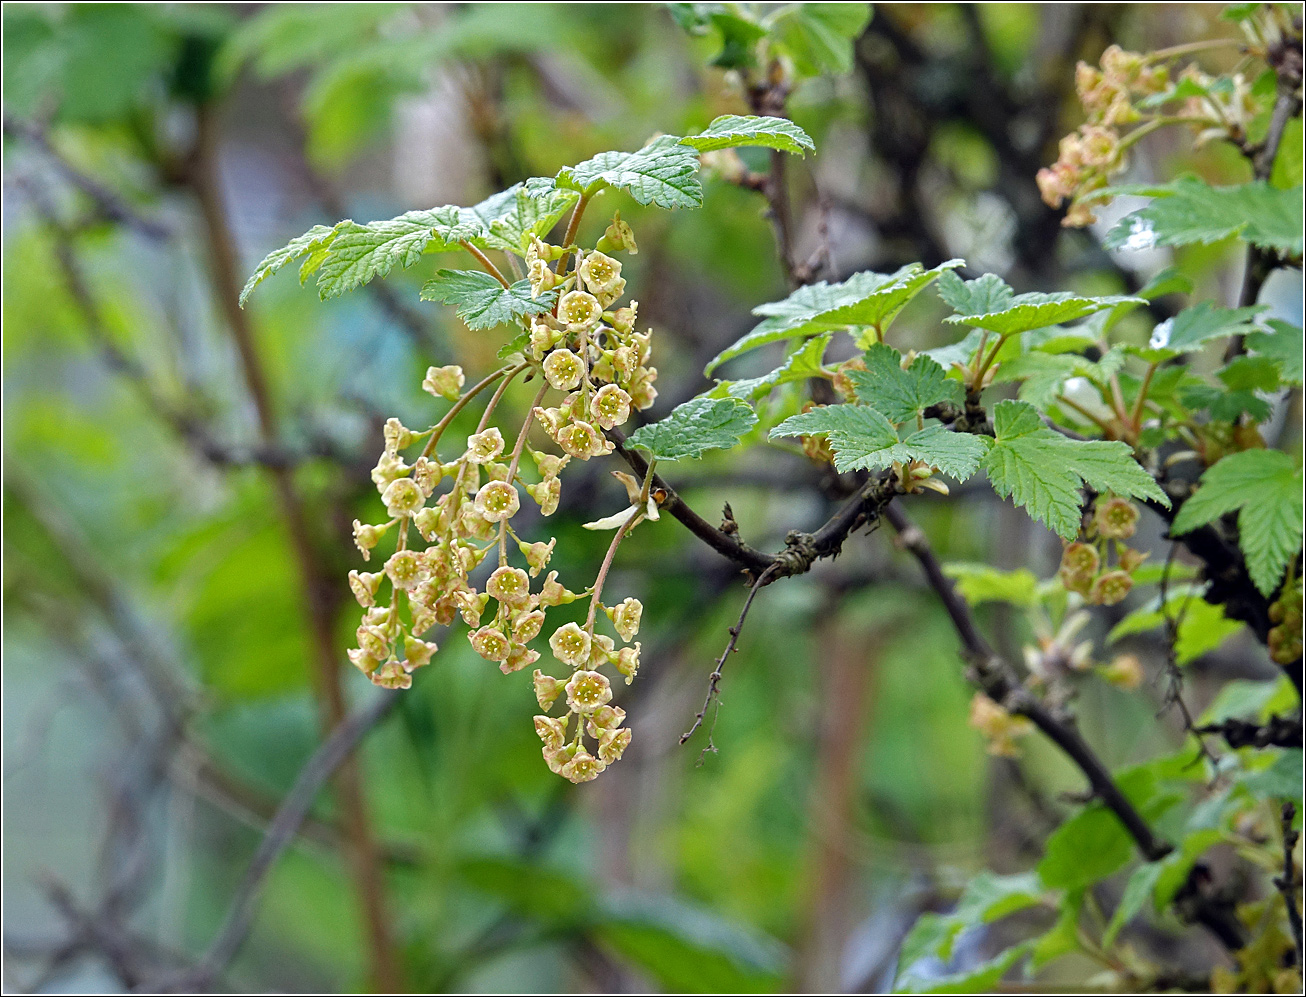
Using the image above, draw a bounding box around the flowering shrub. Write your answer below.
[242,3,1302,989]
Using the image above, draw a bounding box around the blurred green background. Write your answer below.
[2,3,1299,992]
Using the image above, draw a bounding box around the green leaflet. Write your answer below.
[894,871,1043,993]
[464,182,580,255]
[1246,319,1304,385]
[1107,584,1242,664]
[942,563,1041,607]
[944,290,1145,337]
[762,2,871,76]
[849,343,964,424]
[1171,449,1304,597]
[239,223,337,306]
[243,115,816,304]
[1102,176,1305,256]
[418,270,555,330]
[678,114,813,155]
[1143,302,1269,358]
[980,400,1168,540]
[625,396,758,461]
[556,134,704,209]
[705,260,964,375]
[770,405,989,480]
[708,332,831,401]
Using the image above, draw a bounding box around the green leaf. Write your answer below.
[1201,676,1297,725]
[850,343,964,424]
[944,290,1145,338]
[710,333,831,401]
[1031,890,1084,970]
[626,396,758,461]
[239,224,338,306]
[763,2,871,76]
[1271,117,1303,190]
[771,403,900,470]
[895,872,1043,987]
[706,261,963,374]
[1246,319,1304,385]
[898,425,991,481]
[680,114,814,155]
[311,205,473,299]
[1038,804,1135,891]
[771,405,988,480]
[1103,176,1305,256]
[418,270,554,329]
[942,563,1041,607]
[1171,449,1304,596]
[463,182,579,255]
[556,134,703,209]
[1108,584,1241,665]
[1148,302,1269,355]
[1103,862,1164,948]
[896,943,1029,994]
[936,271,1014,317]
[1237,749,1304,801]
[1180,354,1281,423]
[597,890,789,993]
[981,401,1169,540]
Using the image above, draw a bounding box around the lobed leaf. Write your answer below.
[944,290,1145,338]
[679,114,814,155]
[706,260,963,374]
[1102,176,1305,256]
[981,401,1168,540]
[556,134,704,209]
[850,343,964,424]
[1171,449,1304,596]
[626,396,758,461]
[418,269,555,329]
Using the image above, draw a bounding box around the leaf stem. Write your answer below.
[1055,393,1116,436]
[459,241,511,289]
[1130,361,1159,434]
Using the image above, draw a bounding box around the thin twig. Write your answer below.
[1277,802,1303,974]
[680,562,782,754]
[156,692,399,992]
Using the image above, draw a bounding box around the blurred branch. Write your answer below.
[158,691,399,993]
[680,560,781,751]
[185,100,402,991]
[3,114,172,240]
[1194,715,1304,750]
[881,502,1246,951]
[1277,802,1303,974]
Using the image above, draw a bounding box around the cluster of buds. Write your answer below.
[345,213,655,783]
[1268,577,1303,665]
[968,692,1034,757]
[1038,46,1176,226]
[1058,496,1146,605]
[1022,609,1094,688]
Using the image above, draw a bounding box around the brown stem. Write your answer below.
[188,102,401,992]
[584,508,642,633]
[460,240,511,289]
[881,503,1245,949]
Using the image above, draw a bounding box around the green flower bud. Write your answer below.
[422,364,465,401]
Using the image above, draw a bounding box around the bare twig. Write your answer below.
[157,692,399,992]
[882,502,1246,949]
[1276,802,1304,974]
[680,561,782,753]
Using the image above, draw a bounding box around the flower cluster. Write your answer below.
[1037,46,1173,226]
[1268,577,1303,666]
[968,692,1034,757]
[1057,496,1145,606]
[344,215,656,783]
